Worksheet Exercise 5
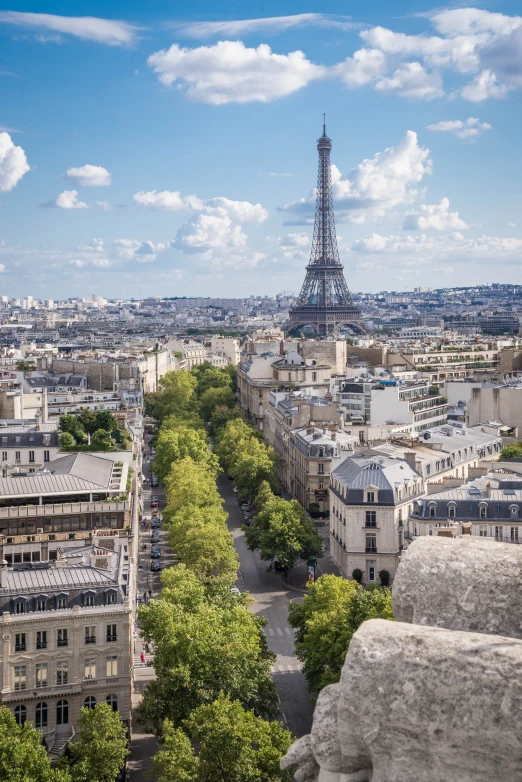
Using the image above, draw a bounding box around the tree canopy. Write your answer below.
[153,426,219,482]
[66,703,128,782]
[0,708,70,782]
[288,575,394,691]
[245,497,323,571]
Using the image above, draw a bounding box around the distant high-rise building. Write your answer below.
[285,121,366,337]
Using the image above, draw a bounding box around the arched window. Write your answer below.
[479,504,487,519]
[84,696,96,709]
[35,702,48,729]
[106,694,118,712]
[56,699,69,726]
[429,504,436,518]
[14,705,26,725]
[511,505,519,517]
[448,504,456,520]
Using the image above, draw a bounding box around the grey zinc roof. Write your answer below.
[333,455,421,504]
[2,566,117,594]
[0,453,113,498]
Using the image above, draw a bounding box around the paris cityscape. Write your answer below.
[1,3,522,781]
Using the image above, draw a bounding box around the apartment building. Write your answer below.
[209,336,241,366]
[333,379,448,435]
[408,472,522,545]
[289,426,357,514]
[389,345,500,382]
[329,455,424,584]
[466,383,522,435]
[0,421,60,471]
[0,543,132,755]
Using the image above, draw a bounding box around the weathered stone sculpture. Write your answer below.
[281,537,522,781]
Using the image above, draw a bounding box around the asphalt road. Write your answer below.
[218,474,316,738]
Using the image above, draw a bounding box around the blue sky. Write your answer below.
[0,2,521,299]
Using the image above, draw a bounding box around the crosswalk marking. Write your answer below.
[276,628,284,637]
[267,628,274,636]
[271,663,302,673]
[133,655,154,666]
[265,626,295,638]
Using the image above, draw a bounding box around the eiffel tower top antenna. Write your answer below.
[323,113,326,135]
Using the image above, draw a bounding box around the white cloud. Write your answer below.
[95,200,114,211]
[402,198,469,231]
[78,238,104,253]
[430,8,521,39]
[91,258,112,267]
[147,40,325,104]
[278,233,310,247]
[426,117,491,140]
[479,27,522,90]
[375,62,444,100]
[69,259,85,268]
[282,131,431,224]
[334,48,387,87]
[461,69,508,102]
[351,231,522,258]
[132,190,203,211]
[42,190,89,209]
[0,11,142,46]
[171,195,268,256]
[0,131,30,192]
[112,238,166,263]
[508,222,516,227]
[0,263,5,272]
[63,164,111,186]
[171,13,355,39]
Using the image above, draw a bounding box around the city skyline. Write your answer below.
[1,1,522,299]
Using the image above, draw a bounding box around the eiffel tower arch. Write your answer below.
[285,122,368,337]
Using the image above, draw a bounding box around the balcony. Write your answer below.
[14,643,26,652]
[85,636,96,645]
[106,635,117,643]
[57,639,68,648]
[364,522,377,528]
[36,642,47,650]
[365,546,378,554]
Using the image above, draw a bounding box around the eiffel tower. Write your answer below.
[285,119,367,337]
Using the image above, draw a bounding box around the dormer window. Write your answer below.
[366,491,376,503]
[448,504,456,520]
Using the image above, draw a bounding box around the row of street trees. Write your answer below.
[0,703,128,782]
[140,364,294,781]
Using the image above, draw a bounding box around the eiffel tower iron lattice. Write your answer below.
[285,120,367,337]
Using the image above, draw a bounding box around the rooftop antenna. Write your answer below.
[323,113,326,136]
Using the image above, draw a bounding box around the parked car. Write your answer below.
[150,500,159,509]
[150,560,161,572]
[151,546,161,559]
[152,518,161,529]
[152,495,159,503]
[151,532,160,544]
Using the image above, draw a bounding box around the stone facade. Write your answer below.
[281,536,522,781]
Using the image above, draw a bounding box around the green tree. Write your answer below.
[137,566,277,732]
[0,707,70,782]
[67,703,128,782]
[214,419,261,474]
[209,405,242,436]
[199,386,235,423]
[149,721,198,782]
[59,414,86,443]
[91,428,113,451]
[163,458,223,516]
[231,439,279,500]
[93,410,118,433]
[166,507,238,583]
[245,498,323,572]
[60,431,76,450]
[154,426,218,483]
[254,480,275,510]
[192,365,232,397]
[150,371,198,422]
[501,444,522,459]
[178,694,293,782]
[288,575,394,691]
[78,409,99,435]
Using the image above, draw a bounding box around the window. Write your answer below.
[495,526,503,541]
[85,626,96,645]
[106,656,118,678]
[57,597,67,610]
[511,506,519,517]
[36,664,48,688]
[84,659,96,680]
[14,705,26,726]
[318,463,324,475]
[479,506,487,519]
[312,372,317,381]
[56,661,68,685]
[106,624,117,643]
[511,527,520,544]
[14,666,26,691]
[29,451,35,463]
[14,632,26,652]
[105,592,116,605]
[56,700,69,726]
[57,629,68,647]
[36,631,47,650]
[84,696,96,709]
[366,491,375,503]
[84,594,95,607]
[366,561,376,583]
[478,525,489,538]
[36,599,46,612]
[106,694,118,712]
[429,505,436,518]
[44,450,50,462]
[318,447,324,458]
[15,451,20,462]
[14,601,25,614]
[448,505,455,520]
[1,451,6,461]
[365,511,377,528]
[318,479,324,490]
[365,533,377,554]
[35,702,48,729]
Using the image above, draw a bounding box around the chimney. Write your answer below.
[331,432,336,441]
[279,340,285,357]
[0,560,8,588]
[486,482,491,497]
[461,522,472,535]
